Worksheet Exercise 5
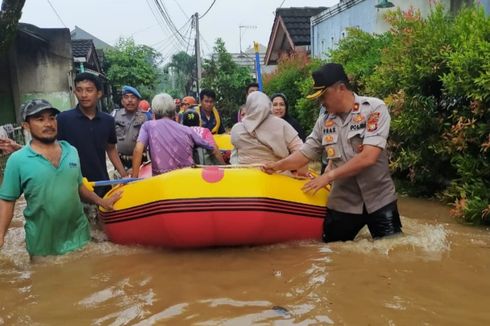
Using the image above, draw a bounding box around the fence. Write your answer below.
[0,124,26,176]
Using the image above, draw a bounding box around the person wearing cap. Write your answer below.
[57,73,128,198]
[112,85,149,169]
[138,99,153,120]
[131,93,215,177]
[0,99,122,256]
[196,89,225,134]
[264,63,402,242]
[176,96,197,124]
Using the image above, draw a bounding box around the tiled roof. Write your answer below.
[71,39,93,58]
[276,7,328,45]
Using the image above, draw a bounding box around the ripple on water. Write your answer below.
[329,216,450,257]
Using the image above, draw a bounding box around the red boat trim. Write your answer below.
[100,197,326,224]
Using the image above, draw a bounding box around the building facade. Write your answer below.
[311,0,490,59]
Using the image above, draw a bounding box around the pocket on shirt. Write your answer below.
[115,121,126,139]
[348,129,364,154]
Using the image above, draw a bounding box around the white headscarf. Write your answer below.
[239,91,298,158]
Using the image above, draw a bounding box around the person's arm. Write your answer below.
[106,115,128,177]
[0,138,22,154]
[106,144,128,177]
[302,145,382,194]
[189,129,214,151]
[263,150,310,173]
[303,100,391,194]
[131,142,145,178]
[0,200,15,248]
[212,147,226,164]
[79,184,123,210]
[263,115,325,174]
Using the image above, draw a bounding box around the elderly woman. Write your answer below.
[132,93,214,177]
[230,91,304,167]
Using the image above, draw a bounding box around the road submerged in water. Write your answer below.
[1,197,489,325]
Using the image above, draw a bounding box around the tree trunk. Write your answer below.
[0,0,27,54]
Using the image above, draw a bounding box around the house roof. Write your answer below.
[71,26,112,49]
[71,39,93,58]
[275,7,328,45]
[265,7,328,65]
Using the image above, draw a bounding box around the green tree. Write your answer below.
[105,37,162,100]
[201,38,253,128]
[263,52,323,134]
[164,51,195,97]
[0,0,26,54]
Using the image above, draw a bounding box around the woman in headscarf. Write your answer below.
[270,93,306,141]
[230,91,305,168]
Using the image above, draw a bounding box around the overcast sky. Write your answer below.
[20,0,339,62]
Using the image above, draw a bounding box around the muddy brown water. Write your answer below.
[1,197,489,325]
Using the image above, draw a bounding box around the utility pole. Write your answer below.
[194,12,202,97]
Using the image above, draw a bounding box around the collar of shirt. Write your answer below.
[25,140,70,162]
[75,105,102,120]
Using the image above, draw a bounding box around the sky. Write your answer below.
[20,0,339,62]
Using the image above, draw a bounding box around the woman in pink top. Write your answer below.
[131,94,215,177]
[181,109,225,164]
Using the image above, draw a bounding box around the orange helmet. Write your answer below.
[138,100,150,112]
[182,96,197,106]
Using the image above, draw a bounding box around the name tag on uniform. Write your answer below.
[350,123,366,131]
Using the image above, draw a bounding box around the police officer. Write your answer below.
[264,63,402,242]
[113,85,148,169]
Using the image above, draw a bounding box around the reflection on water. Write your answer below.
[1,197,490,325]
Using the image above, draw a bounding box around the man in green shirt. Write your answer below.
[0,99,121,256]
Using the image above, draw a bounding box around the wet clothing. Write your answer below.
[196,106,225,134]
[57,105,117,197]
[137,118,214,175]
[323,201,401,242]
[113,109,147,155]
[231,92,303,164]
[300,94,400,240]
[0,141,90,256]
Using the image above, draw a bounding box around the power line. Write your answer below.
[146,0,187,50]
[200,0,217,19]
[154,0,188,47]
[46,0,67,28]
[278,0,287,8]
[171,0,189,19]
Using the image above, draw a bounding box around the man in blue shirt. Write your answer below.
[57,73,128,197]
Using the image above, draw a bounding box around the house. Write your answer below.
[0,23,74,124]
[311,0,490,58]
[265,7,328,66]
[229,44,275,76]
[71,26,112,50]
[71,38,113,111]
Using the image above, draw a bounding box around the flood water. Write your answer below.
[1,197,490,325]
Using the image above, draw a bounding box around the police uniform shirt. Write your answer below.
[114,109,147,155]
[300,94,397,214]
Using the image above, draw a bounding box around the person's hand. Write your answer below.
[99,190,123,211]
[262,162,278,174]
[301,171,333,195]
[0,138,21,154]
[294,165,309,178]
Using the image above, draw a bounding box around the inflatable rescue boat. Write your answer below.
[99,167,328,248]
